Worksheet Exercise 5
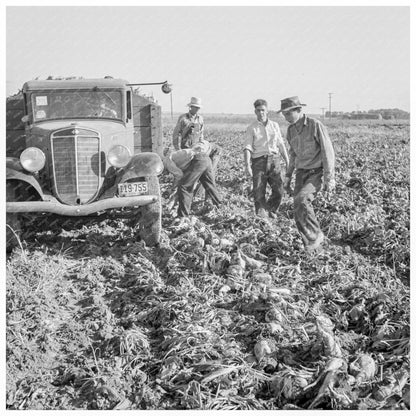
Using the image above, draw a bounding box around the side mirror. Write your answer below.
[161,83,172,94]
[21,115,30,123]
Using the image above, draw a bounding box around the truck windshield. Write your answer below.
[30,90,123,122]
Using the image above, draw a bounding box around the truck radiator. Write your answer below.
[51,130,101,205]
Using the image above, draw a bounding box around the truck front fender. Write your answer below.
[6,157,24,173]
[121,152,164,181]
[6,161,44,201]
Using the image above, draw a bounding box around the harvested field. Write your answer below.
[6,116,410,410]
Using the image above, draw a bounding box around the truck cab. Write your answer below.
[6,77,169,250]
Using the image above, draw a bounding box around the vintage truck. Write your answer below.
[6,77,171,250]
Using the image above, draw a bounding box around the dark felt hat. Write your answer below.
[277,96,306,113]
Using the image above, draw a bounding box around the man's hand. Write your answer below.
[245,165,253,178]
[283,176,293,196]
[323,179,336,194]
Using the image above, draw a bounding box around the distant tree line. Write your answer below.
[325,108,409,120]
[368,108,410,120]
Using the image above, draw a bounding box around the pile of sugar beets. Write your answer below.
[148,190,410,410]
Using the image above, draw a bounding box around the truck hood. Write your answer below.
[28,119,132,152]
[30,119,127,135]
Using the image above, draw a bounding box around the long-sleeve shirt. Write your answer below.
[163,139,212,180]
[172,112,204,150]
[244,119,289,163]
[285,115,335,183]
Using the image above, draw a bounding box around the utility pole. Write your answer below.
[328,93,334,120]
[320,107,326,119]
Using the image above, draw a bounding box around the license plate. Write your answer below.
[118,181,148,197]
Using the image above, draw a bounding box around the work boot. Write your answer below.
[198,199,215,215]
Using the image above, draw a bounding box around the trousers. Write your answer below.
[194,144,222,199]
[177,153,221,217]
[252,154,283,213]
[293,167,323,247]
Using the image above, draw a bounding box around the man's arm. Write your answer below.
[283,129,295,194]
[244,149,252,177]
[172,117,183,150]
[243,126,254,177]
[285,128,296,179]
[316,121,335,188]
[163,153,184,182]
[199,115,204,141]
[276,133,289,168]
[286,146,296,178]
[283,147,296,195]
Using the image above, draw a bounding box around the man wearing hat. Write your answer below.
[171,97,222,216]
[172,97,204,150]
[171,97,222,212]
[278,96,335,252]
[244,98,289,218]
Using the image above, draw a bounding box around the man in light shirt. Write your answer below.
[244,99,289,218]
[279,96,335,253]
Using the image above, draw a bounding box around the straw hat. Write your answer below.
[187,97,202,108]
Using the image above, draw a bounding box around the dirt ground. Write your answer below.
[6,118,410,410]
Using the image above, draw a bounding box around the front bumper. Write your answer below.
[7,195,158,216]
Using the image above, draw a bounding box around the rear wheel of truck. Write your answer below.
[6,182,22,252]
[137,176,161,246]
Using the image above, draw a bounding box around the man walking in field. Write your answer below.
[279,96,335,252]
[244,99,289,218]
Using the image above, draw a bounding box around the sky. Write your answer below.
[5,4,411,115]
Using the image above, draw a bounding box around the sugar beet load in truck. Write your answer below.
[6,77,172,250]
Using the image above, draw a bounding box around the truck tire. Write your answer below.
[6,182,22,252]
[137,176,161,246]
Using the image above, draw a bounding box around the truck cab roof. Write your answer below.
[23,78,130,91]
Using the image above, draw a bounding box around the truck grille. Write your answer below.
[51,129,101,205]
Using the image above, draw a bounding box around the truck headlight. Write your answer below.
[108,145,131,168]
[20,147,46,172]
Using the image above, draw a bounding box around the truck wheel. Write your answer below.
[137,176,161,246]
[6,182,22,252]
